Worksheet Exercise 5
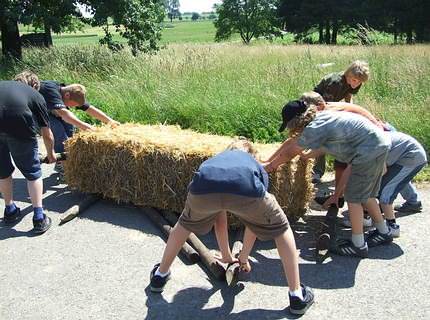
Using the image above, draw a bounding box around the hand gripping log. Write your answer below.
[141,208,200,264]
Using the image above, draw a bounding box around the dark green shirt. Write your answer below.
[314,72,361,102]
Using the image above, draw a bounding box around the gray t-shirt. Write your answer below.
[298,111,391,164]
[386,131,427,167]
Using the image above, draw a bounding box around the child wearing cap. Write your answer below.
[265,100,393,258]
[311,60,370,183]
[149,139,314,315]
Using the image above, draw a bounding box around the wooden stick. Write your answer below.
[39,152,68,164]
[162,210,226,281]
[59,193,100,225]
[226,226,244,286]
[141,208,200,264]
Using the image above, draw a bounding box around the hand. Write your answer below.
[46,152,57,164]
[108,120,120,128]
[214,252,237,264]
[263,162,275,173]
[323,194,340,209]
[300,150,313,161]
[238,255,251,273]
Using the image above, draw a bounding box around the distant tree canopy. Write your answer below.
[278,0,430,44]
[0,0,165,59]
[214,0,280,44]
[163,0,180,22]
[191,12,200,21]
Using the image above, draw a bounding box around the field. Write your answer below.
[2,22,429,180]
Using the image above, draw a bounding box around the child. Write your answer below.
[0,78,56,233]
[149,140,314,315]
[379,131,427,237]
[312,60,370,183]
[265,100,393,258]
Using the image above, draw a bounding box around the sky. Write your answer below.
[179,0,222,13]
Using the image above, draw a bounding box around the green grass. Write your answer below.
[1,43,429,180]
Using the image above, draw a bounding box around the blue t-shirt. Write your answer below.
[189,150,269,198]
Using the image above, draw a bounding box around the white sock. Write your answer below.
[375,220,389,234]
[289,288,304,301]
[351,233,365,248]
[155,267,170,278]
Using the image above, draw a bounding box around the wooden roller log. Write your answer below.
[39,152,68,164]
[59,193,100,225]
[162,210,226,281]
[141,208,200,264]
[226,226,244,286]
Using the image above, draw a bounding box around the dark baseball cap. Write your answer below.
[278,100,308,132]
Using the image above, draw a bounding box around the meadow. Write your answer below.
[1,22,429,180]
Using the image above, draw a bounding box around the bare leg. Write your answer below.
[158,223,191,274]
[380,203,395,220]
[214,211,234,263]
[365,198,384,223]
[274,227,300,291]
[348,202,364,235]
[0,176,13,205]
[27,178,43,208]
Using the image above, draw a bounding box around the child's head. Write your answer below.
[226,137,259,160]
[279,100,317,137]
[344,60,370,89]
[14,71,40,90]
[300,91,326,111]
[61,84,86,107]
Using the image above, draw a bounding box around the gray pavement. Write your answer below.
[1,162,429,320]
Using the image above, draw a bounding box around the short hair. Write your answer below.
[344,60,370,82]
[225,137,259,160]
[62,84,86,105]
[301,91,325,106]
[14,71,40,90]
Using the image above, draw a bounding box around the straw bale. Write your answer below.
[65,124,313,227]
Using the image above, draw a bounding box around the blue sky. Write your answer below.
[180,0,222,13]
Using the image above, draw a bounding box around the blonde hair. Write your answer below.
[286,103,317,138]
[225,137,260,160]
[62,84,86,105]
[301,91,325,106]
[14,71,40,90]
[344,60,370,82]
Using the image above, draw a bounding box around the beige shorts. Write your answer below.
[178,192,289,241]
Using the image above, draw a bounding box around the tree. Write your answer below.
[164,0,180,22]
[191,12,200,21]
[214,0,280,44]
[0,1,24,59]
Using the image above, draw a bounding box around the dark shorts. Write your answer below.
[49,115,74,153]
[0,133,41,181]
[178,192,290,241]
[334,159,348,169]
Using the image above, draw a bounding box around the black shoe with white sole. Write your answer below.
[150,263,171,293]
[289,285,315,315]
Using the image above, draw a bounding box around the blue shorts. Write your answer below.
[379,163,426,204]
[0,133,42,181]
[49,114,74,153]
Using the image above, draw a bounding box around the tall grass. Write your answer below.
[1,44,429,156]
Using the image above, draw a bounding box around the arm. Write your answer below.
[300,148,325,161]
[237,227,256,272]
[85,105,119,126]
[40,127,56,163]
[326,102,384,130]
[54,109,94,131]
[265,137,304,172]
[214,211,235,263]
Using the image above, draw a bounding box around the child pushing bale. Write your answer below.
[64,124,313,224]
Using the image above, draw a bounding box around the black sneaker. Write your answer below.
[150,263,171,293]
[394,201,422,213]
[289,285,314,315]
[33,214,52,234]
[365,229,393,248]
[330,239,369,258]
[3,207,22,224]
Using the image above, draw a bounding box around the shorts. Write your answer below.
[0,133,41,181]
[178,192,290,241]
[49,115,74,153]
[344,152,387,204]
[379,163,426,204]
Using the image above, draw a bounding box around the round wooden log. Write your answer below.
[59,193,100,225]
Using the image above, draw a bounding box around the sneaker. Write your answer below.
[342,214,373,228]
[289,285,314,315]
[311,173,321,184]
[33,214,52,234]
[150,263,171,293]
[3,207,22,224]
[394,201,422,213]
[387,221,400,238]
[365,229,393,248]
[330,239,369,258]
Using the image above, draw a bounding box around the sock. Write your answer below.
[33,207,44,221]
[289,288,304,301]
[375,220,389,234]
[386,218,396,224]
[351,233,365,248]
[5,203,17,215]
[155,267,170,278]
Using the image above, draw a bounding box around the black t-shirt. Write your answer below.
[0,81,50,140]
[314,72,361,102]
[39,80,90,116]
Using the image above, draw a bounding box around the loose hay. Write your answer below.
[65,124,313,226]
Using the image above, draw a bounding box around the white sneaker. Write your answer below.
[387,222,400,238]
[342,211,373,228]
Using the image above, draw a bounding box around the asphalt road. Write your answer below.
[1,162,429,320]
